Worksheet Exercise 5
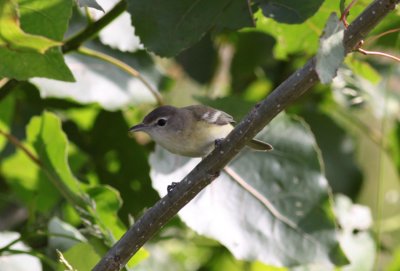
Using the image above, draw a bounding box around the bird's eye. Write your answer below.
[157,118,167,126]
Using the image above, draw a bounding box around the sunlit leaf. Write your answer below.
[0,0,61,53]
[255,1,345,59]
[0,0,74,81]
[86,186,126,241]
[27,111,83,197]
[345,57,381,85]
[61,242,100,270]
[1,148,61,212]
[316,13,345,84]
[150,113,348,267]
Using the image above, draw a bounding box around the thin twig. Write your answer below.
[0,129,87,210]
[57,250,77,271]
[357,48,400,62]
[366,27,400,44]
[0,129,41,166]
[78,47,164,106]
[340,0,358,27]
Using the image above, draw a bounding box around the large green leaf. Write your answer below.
[86,186,126,241]
[300,109,362,198]
[27,111,83,199]
[0,0,61,53]
[1,147,61,212]
[127,0,253,57]
[255,0,324,24]
[254,1,339,59]
[0,0,74,81]
[59,242,100,271]
[149,113,348,267]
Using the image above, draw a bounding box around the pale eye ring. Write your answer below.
[157,118,167,126]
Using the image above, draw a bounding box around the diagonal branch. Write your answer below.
[62,0,127,53]
[92,1,399,270]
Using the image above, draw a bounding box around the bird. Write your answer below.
[128,105,273,157]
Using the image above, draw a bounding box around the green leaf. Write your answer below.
[0,0,74,81]
[27,111,84,205]
[60,242,100,271]
[230,31,276,92]
[316,13,345,84]
[1,148,61,212]
[255,1,339,59]
[387,246,400,271]
[345,57,381,85]
[1,108,64,213]
[255,0,324,24]
[48,217,87,251]
[150,113,348,267]
[127,0,253,57]
[86,186,126,241]
[0,0,61,53]
[388,121,400,174]
[300,109,362,198]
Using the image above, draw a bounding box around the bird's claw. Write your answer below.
[167,182,178,193]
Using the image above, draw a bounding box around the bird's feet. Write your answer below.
[214,138,224,148]
[167,182,178,194]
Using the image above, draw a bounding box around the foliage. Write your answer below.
[0,0,399,270]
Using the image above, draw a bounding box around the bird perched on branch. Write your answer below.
[129,105,273,157]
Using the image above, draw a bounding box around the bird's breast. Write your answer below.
[156,123,233,157]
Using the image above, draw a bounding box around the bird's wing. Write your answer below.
[185,105,235,125]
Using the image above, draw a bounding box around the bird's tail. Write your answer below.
[246,139,273,152]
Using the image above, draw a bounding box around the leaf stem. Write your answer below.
[357,48,400,62]
[62,0,127,53]
[366,27,400,44]
[0,129,41,166]
[0,128,86,210]
[340,0,358,27]
[77,46,164,105]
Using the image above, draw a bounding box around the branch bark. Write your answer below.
[92,1,399,270]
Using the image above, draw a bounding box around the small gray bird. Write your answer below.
[129,105,273,157]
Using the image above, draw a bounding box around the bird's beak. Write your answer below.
[128,123,147,135]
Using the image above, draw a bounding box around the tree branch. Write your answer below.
[62,0,127,53]
[92,1,399,270]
